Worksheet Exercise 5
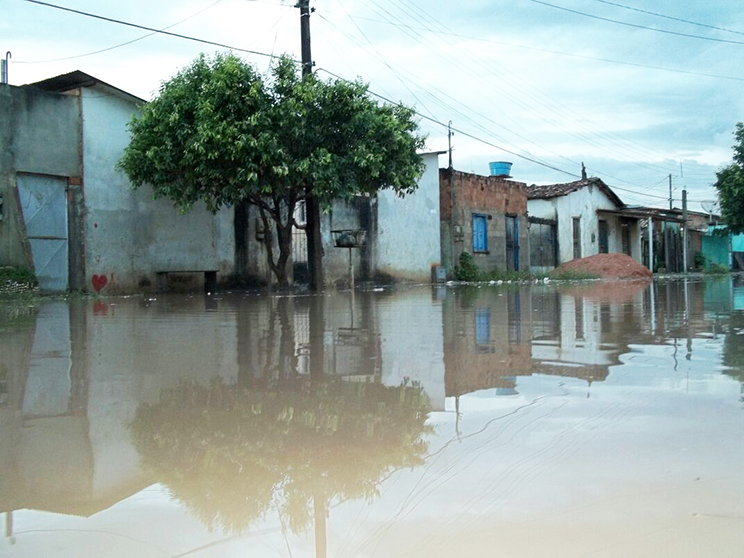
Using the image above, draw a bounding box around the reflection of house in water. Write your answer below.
[0,298,240,522]
[441,284,655,398]
[443,287,533,397]
[0,289,448,528]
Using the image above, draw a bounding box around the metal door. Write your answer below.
[17,174,68,292]
[505,215,519,271]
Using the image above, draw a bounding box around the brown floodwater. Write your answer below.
[1,277,743,558]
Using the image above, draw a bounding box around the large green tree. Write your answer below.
[119,53,426,287]
[714,122,744,234]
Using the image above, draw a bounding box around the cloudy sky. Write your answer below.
[6,0,744,211]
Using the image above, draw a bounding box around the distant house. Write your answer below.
[0,71,235,294]
[439,166,530,276]
[527,177,643,270]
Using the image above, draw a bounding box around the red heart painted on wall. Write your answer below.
[92,274,108,293]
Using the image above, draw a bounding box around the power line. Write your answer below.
[360,0,690,177]
[527,0,744,46]
[17,0,225,64]
[323,10,744,82]
[586,0,744,37]
[18,0,717,203]
[317,66,580,179]
[22,0,291,61]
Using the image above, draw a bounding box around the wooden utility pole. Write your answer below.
[668,173,673,210]
[298,0,324,290]
[448,120,453,170]
[682,189,688,272]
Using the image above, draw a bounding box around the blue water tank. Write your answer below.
[489,161,513,177]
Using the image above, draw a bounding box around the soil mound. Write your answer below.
[553,253,652,279]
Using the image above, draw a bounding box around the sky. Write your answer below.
[5,0,744,212]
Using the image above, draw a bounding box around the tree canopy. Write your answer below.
[118,53,427,285]
[714,123,744,234]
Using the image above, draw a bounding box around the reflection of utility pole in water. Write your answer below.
[5,511,14,545]
[649,280,656,336]
[314,494,327,558]
[309,294,326,383]
[685,280,692,363]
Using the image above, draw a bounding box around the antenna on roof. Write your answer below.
[581,162,587,180]
[700,200,720,225]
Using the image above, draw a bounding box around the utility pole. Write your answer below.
[448,120,453,170]
[668,173,673,210]
[298,0,324,291]
[682,189,688,272]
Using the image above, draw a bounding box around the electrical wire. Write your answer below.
[17,0,225,64]
[318,10,744,82]
[387,0,712,176]
[527,0,744,46]
[362,0,689,177]
[18,0,718,203]
[586,0,744,37]
[22,0,293,62]
[319,67,716,204]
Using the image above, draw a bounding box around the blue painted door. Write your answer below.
[472,214,487,252]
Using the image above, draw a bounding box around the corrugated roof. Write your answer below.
[527,177,624,207]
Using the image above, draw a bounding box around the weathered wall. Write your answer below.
[0,84,80,269]
[322,197,369,287]
[375,152,442,282]
[440,168,530,274]
[528,185,641,264]
[80,87,235,294]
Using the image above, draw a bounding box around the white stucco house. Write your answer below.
[527,177,643,271]
[1,71,235,294]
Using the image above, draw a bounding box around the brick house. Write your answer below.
[439,167,529,276]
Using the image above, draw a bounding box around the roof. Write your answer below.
[527,177,624,208]
[27,70,146,105]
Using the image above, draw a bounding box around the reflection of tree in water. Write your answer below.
[722,310,744,403]
[131,378,431,536]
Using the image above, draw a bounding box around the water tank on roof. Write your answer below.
[489,161,512,178]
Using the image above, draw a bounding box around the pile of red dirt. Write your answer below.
[553,253,652,279]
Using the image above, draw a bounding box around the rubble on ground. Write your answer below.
[553,253,652,279]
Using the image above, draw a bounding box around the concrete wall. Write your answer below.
[80,87,235,294]
[243,151,443,288]
[322,197,369,287]
[375,152,442,282]
[0,84,80,269]
[440,168,530,274]
[528,185,642,264]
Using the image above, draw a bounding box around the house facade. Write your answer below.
[527,177,643,270]
[439,168,530,276]
[0,72,235,294]
[242,152,444,287]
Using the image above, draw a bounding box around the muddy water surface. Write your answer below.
[1,277,743,557]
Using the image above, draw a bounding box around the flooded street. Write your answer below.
[1,277,743,558]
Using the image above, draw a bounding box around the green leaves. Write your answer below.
[118,52,426,282]
[714,123,744,234]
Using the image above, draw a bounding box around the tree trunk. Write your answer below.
[272,219,293,289]
[306,195,324,291]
